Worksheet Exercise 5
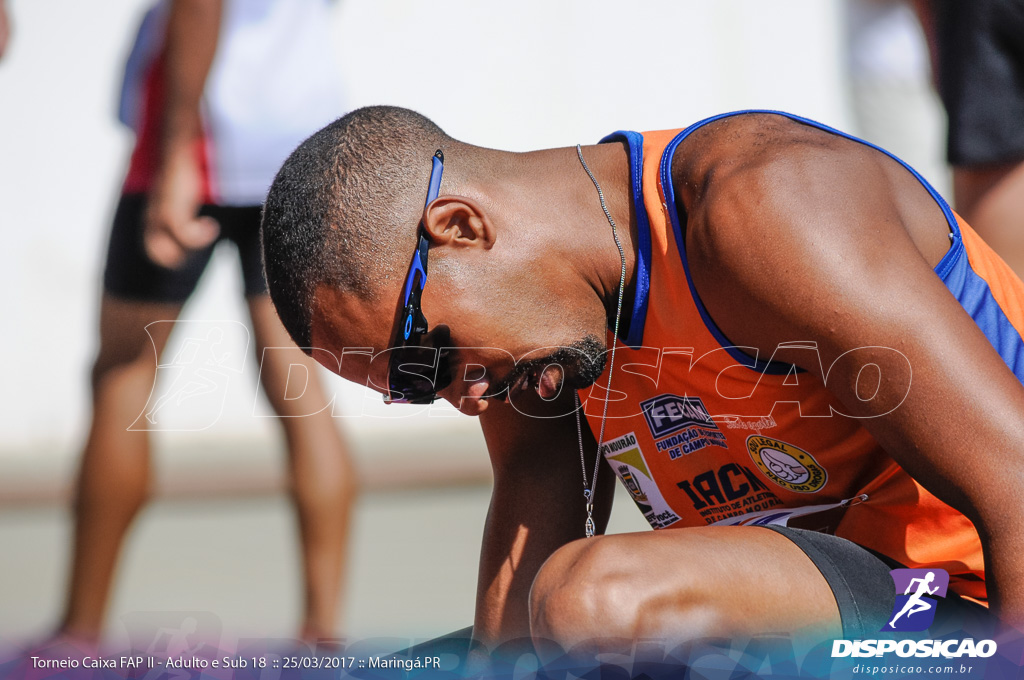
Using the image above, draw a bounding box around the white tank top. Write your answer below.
[120,0,346,205]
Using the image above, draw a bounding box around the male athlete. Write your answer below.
[260,107,1024,653]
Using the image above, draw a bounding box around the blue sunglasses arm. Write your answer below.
[399,151,445,336]
[401,236,429,308]
[425,151,444,207]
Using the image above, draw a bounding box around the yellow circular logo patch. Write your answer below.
[746,435,827,493]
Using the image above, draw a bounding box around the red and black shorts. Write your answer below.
[102,193,268,303]
[931,0,1024,166]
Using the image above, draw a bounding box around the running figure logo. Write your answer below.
[129,320,249,431]
[883,568,949,632]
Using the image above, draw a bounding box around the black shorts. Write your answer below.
[931,0,1024,166]
[767,526,995,639]
[102,193,268,303]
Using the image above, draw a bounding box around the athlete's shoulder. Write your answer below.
[670,111,933,366]
[669,112,865,202]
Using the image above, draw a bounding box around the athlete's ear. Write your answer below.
[422,196,496,250]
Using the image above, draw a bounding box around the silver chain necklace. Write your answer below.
[575,144,628,538]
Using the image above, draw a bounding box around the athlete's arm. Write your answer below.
[910,0,940,90]
[682,132,1024,629]
[473,388,615,651]
[143,0,223,269]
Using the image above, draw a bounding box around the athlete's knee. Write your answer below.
[258,348,332,417]
[529,537,642,645]
[530,533,735,647]
[90,343,157,394]
[289,448,358,508]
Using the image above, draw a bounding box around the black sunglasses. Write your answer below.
[383,149,453,404]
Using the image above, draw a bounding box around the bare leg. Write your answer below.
[530,526,841,659]
[247,295,356,640]
[954,161,1024,279]
[59,296,183,642]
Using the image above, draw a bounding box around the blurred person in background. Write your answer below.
[843,0,948,194]
[915,0,1024,280]
[58,0,354,645]
[0,0,10,61]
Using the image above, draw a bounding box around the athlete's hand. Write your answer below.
[143,146,219,269]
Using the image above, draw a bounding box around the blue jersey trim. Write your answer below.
[659,113,797,375]
[600,130,652,349]
[944,256,1024,379]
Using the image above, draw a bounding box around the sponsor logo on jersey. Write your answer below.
[617,467,649,504]
[641,394,713,437]
[676,463,783,524]
[640,394,728,459]
[722,415,778,431]
[746,435,827,493]
[601,432,680,529]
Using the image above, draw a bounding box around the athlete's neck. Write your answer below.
[495,142,638,329]
[573,140,638,331]
[447,140,638,331]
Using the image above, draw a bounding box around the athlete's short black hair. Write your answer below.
[261,106,449,350]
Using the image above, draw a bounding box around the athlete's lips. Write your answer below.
[507,363,565,401]
[537,364,564,399]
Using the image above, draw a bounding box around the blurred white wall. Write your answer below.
[0,0,855,457]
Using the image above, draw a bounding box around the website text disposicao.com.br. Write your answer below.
[836,638,997,676]
[851,662,979,676]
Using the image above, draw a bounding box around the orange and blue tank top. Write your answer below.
[580,111,1024,604]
